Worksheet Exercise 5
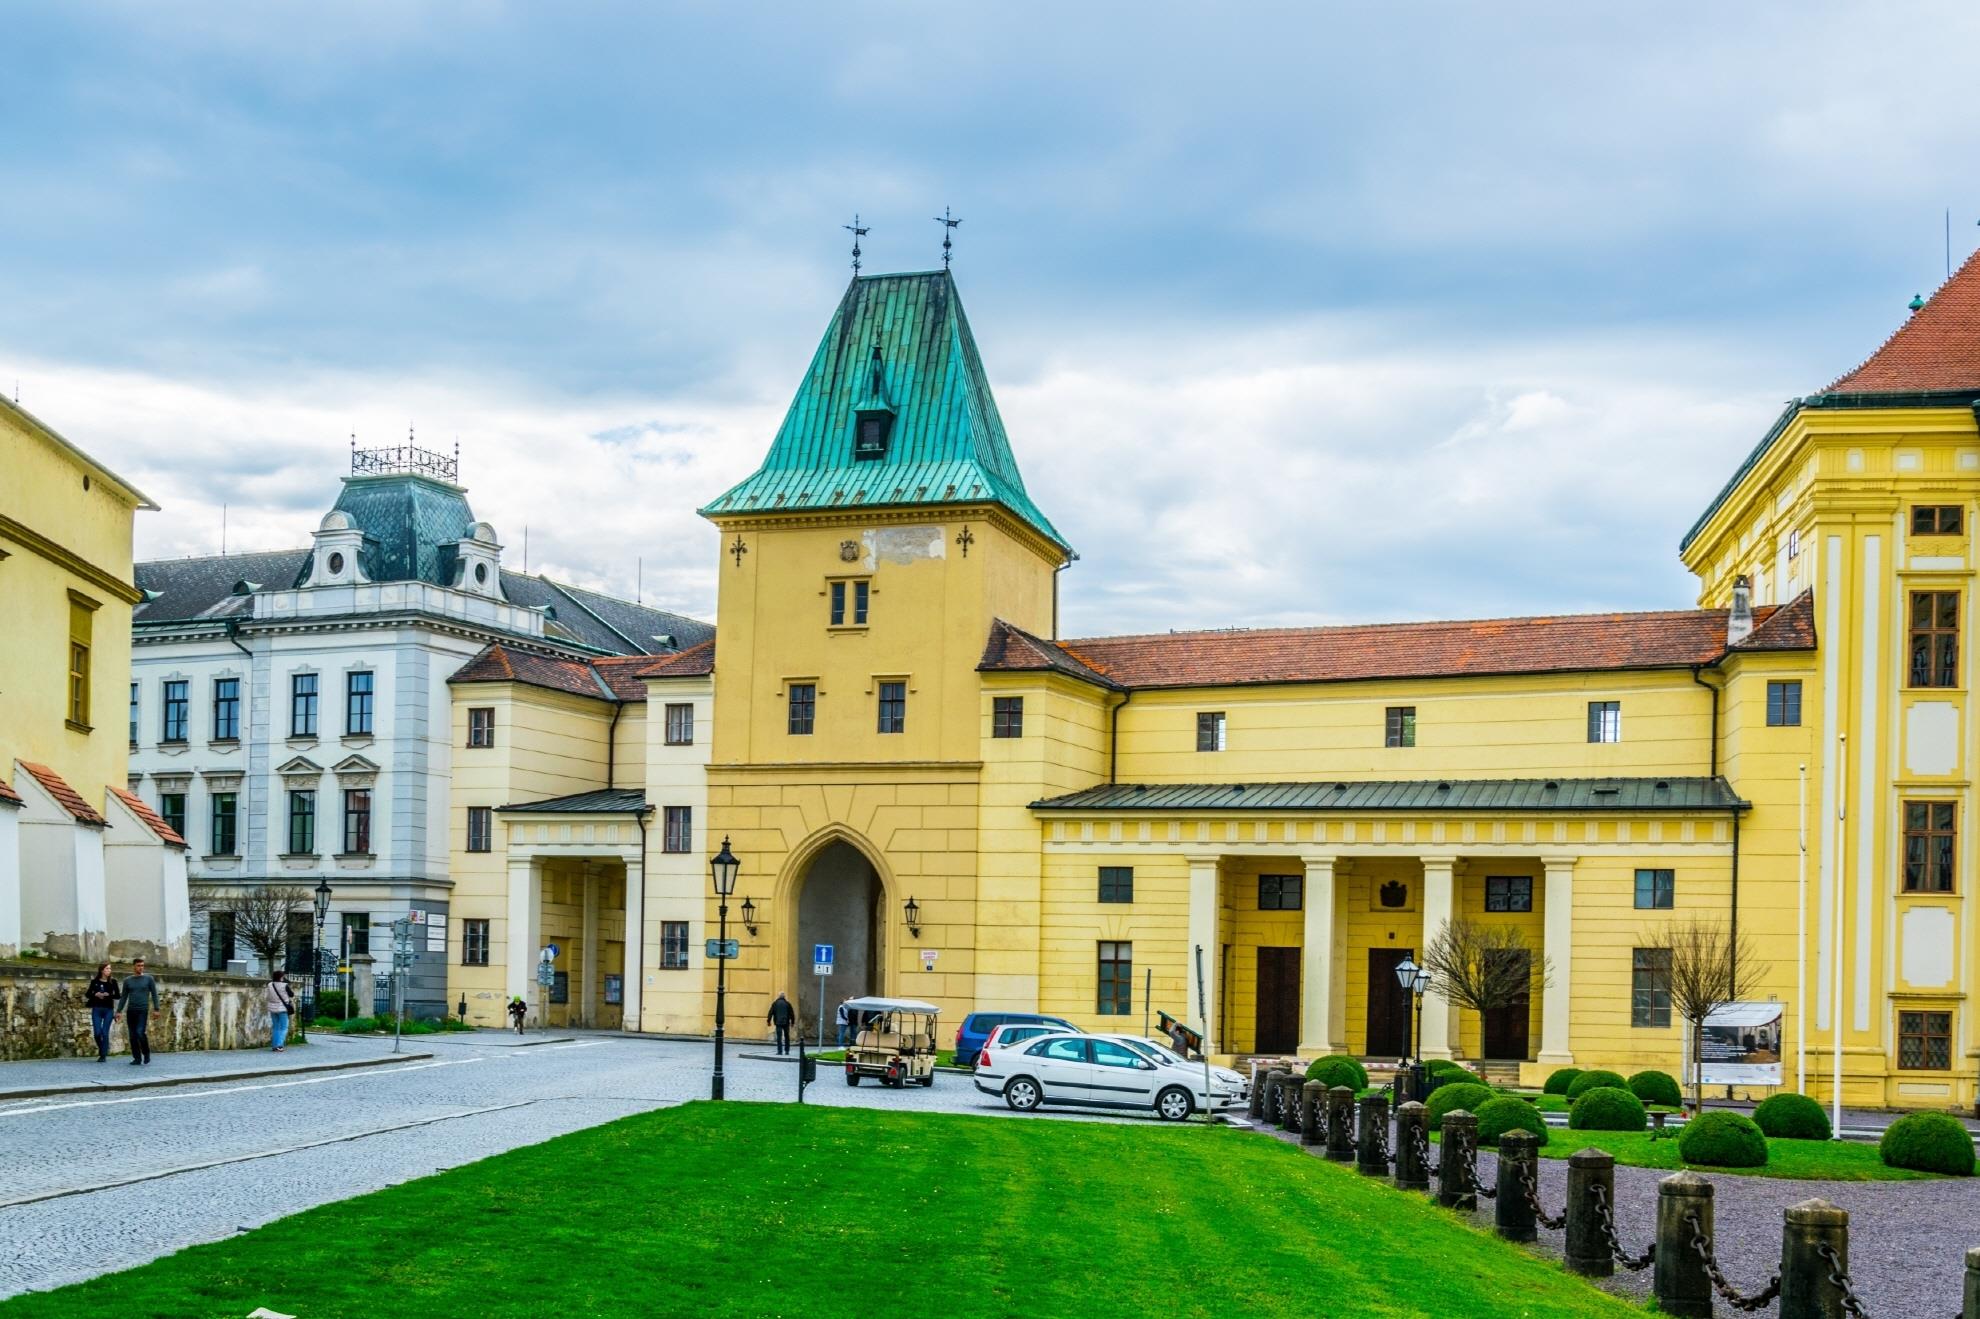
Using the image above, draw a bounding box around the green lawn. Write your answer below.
[0,1105,1644,1319]
[1435,1128,1933,1181]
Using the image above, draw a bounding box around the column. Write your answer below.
[1419,856,1456,1059]
[580,870,599,1028]
[1539,856,1576,1064]
[1185,855,1220,1054]
[505,855,540,1003]
[1299,856,1337,1054]
[622,848,645,1034]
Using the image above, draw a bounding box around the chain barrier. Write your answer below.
[1682,1211,1781,1312]
[1515,1158,1565,1231]
[1814,1242,1875,1319]
[1369,1115,1392,1166]
[1460,1144,1497,1200]
[1588,1182,1655,1271]
[1411,1119,1438,1176]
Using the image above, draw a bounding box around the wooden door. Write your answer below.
[1481,949,1532,1059]
[1253,948,1300,1053]
[1366,948,1413,1058]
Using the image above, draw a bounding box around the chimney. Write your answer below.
[1727,574,1755,646]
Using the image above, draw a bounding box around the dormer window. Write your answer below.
[855,411,892,460]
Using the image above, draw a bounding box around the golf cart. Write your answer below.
[843,996,941,1088]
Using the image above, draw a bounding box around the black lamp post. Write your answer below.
[740,896,757,937]
[309,878,332,1036]
[1393,956,1432,1101]
[710,835,740,1101]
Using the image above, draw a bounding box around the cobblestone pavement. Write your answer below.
[0,1034,1151,1299]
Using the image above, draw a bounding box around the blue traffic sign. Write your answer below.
[813,944,834,966]
[705,938,740,960]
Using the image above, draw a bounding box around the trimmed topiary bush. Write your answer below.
[1879,1112,1976,1176]
[1424,1063,1484,1091]
[1565,1069,1628,1101]
[1426,1082,1496,1130]
[1568,1086,1647,1132]
[1541,1067,1583,1096]
[1474,1095,1549,1147]
[1753,1093,1832,1141]
[1303,1055,1369,1091]
[1627,1069,1683,1108]
[1677,1111,1769,1168]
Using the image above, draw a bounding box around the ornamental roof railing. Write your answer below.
[351,435,458,483]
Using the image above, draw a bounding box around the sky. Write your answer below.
[6,2,1980,637]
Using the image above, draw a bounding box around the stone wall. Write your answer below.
[0,959,271,1060]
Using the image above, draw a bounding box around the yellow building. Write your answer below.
[1,396,189,965]
[450,264,1980,1111]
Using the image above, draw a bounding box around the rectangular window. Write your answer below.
[162,680,189,742]
[877,681,907,734]
[342,788,371,854]
[1258,874,1303,910]
[1385,706,1416,748]
[159,792,186,839]
[1911,505,1964,536]
[285,911,314,974]
[661,921,691,969]
[1097,941,1133,1016]
[1902,801,1956,893]
[462,918,490,966]
[663,805,692,854]
[212,677,240,741]
[1196,711,1226,752]
[344,913,370,957]
[206,911,236,971]
[1765,680,1802,727]
[291,673,319,737]
[287,789,316,854]
[1909,591,1960,688]
[1786,528,1800,559]
[1631,947,1672,1028]
[1484,875,1533,912]
[830,579,871,627]
[211,792,238,855]
[992,696,1024,739]
[467,707,494,747]
[1897,1010,1953,1070]
[830,580,845,625]
[1098,866,1134,903]
[467,806,492,853]
[346,671,374,736]
[1587,700,1621,744]
[67,594,94,729]
[664,703,694,745]
[1634,868,1675,909]
[129,682,139,744]
[787,683,816,735]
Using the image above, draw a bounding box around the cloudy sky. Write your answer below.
[6,3,1977,637]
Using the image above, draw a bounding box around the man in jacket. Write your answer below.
[122,958,161,1065]
[766,992,796,1055]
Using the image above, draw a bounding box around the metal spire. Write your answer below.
[934,206,961,268]
[843,214,870,275]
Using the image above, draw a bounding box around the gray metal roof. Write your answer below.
[1031,777,1747,813]
[496,788,649,815]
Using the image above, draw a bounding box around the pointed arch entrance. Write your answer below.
[790,838,884,1033]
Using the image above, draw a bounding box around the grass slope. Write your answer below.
[2,1105,1641,1319]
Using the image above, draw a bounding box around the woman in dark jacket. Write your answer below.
[85,962,121,1062]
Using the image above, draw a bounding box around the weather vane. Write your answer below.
[934,206,962,268]
[844,214,870,275]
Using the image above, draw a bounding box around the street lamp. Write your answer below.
[903,895,921,939]
[1393,956,1433,1101]
[309,879,332,1036]
[740,896,757,936]
[709,835,739,1101]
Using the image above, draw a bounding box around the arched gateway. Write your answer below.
[792,840,883,1035]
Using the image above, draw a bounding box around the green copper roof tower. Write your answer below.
[702,269,1071,556]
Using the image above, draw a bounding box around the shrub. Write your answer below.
[336,1015,380,1033]
[1425,1082,1496,1130]
[1753,1093,1832,1141]
[1474,1095,1549,1148]
[1303,1055,1369,1091]
[1565,1069,1628,1101]
[1627,1069,1683,1108]
[1879,1112,1976,1176]
[1677,1111,1769,1168]
[1424,1065,1484,1092]
[1541,1067,1583,1096]
[312,990,350,1020]
[1568,1086,1647,1132]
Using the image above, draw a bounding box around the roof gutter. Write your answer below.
[1108,689,1133,785]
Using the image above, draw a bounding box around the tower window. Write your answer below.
[1911,505,1963,536]
[854,412,892,460]
[1908,592,1959,688]
[829,579,870,627]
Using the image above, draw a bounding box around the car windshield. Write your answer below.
[1116,1037,1186,1066]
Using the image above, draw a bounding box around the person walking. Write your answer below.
[766,991,796,1055]
[122,958,161,1066]
[264,969,296,1052]
[834,997,851,1048]
[84,961,121,1062]
[508,996,527,1035]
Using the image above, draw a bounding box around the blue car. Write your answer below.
[955,1011,1079,1069]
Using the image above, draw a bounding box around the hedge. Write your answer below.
[1567,1086,1647,1132]
[1425,1082,1496,1130]
[1474,1095,1549,1147]
[1627,1069,1683,1108]
[1565,1069,1628,1101]
[1541,1067,1583,1096]
[1677,1111,1768,1168]
[1425,1065,1484,1092]
[1304,1055,1369,1091]
[1879,1112,1976,1176]
[1753,1093,1831,1141]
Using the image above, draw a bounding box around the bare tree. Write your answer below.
[1423,918,1552,1052]
[190,884,310,975]
[1640,915,1769,1113]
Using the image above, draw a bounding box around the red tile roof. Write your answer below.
[592,655,661,701]
[982,593,1815,691]
[18,761,108,825]
[449,644,615,700]
[1825,248,1980,394]
[109,786,187,848]
[0,775,22,807]
[636,638,716,680]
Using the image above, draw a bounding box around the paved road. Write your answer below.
[0,1033,1119,1299]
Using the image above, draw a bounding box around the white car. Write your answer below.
[973,1031,1223,1121]
[1109,1035,1249,1106]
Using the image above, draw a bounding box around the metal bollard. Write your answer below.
[1356,1093,1390,1176]
[1965,1246,1979,1319]
[1564,1148,1616,1277]
[1779,1199,1848,1319]
[1437,1110,1478,1210]
[1495,1130,1539,1242]
[1653,1172,1714,1319]
[1393,1101,1429,1190]
[1325,1085,1356,1162]
[1300,1080,1326,1146]
[1281,1072,1305,1132]
[1247,1067,1267,1120]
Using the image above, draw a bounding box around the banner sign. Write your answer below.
[1686,1001,1784,1086]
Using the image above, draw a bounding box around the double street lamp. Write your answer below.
[1393,955,1433,1101]
[709,835,740,1101]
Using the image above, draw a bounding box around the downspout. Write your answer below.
[605,698,625,790]
[1052,560,1072,640]
[1689,665,1720,780]
[1107,689,1133,785]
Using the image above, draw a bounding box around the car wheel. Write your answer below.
[845,1072,860,1086]
[1005,1077,1042,1112]
[1155,1086,1194,1122]
[921,1074,936,1087]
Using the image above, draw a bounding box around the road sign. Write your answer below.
[536,963,555,987]
[705,938,740,960]
[407,909,425,925]
[813,943,834,976]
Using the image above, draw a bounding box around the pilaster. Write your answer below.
[1299,855,1338,1054]
[1185,854,1220,1054]
[1419,855,1456,1059]
[1539,855,1576,1065]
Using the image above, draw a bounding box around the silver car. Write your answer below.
[973,1032,1215,1121]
